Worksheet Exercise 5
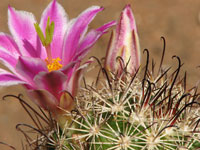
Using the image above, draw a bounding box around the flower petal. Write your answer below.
[0,69,26,86]
[8,6,43,58]
[67,60,92,96]
[27,89,59,111]
[15,56,48,86]
[0,48,18,73]
[74,21,116,60]
[40,0,68,59]
[118,5,140,75]
[60,61,77,78]
[62,6,103,65]
[104,30,116,72]
[116,5,137,36]
[0,33,20,56]
[34,71,68,100]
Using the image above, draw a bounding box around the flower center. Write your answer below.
[45,57,63,72]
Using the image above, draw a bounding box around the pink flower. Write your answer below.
[105,5,140,77]
[0,0,115,115]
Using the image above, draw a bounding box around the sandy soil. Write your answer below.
[0,0,200,149]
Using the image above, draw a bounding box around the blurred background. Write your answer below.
[0,0,200,149]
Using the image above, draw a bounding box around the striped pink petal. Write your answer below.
[60,61,77,77]
[0,33,20,56]
[8,6,43,58]
[0,69,26,86]
[67,61,91,96]
[15,56,48,86]
[74,21,116,61]
[0,48,18,73]
[62,6,103,65]
[34,71,67,100]
[40,0,67,59]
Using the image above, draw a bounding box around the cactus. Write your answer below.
[0,1,199,149]
[5,38,199,150]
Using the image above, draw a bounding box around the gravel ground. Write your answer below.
[0,0,200,149]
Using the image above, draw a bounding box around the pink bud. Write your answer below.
[105,5,140,77]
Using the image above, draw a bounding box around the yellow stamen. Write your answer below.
[45,57,63,72]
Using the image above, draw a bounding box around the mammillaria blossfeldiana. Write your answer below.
[1,2,200,150]
[0,0,115,120]
[105,4,140,77]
